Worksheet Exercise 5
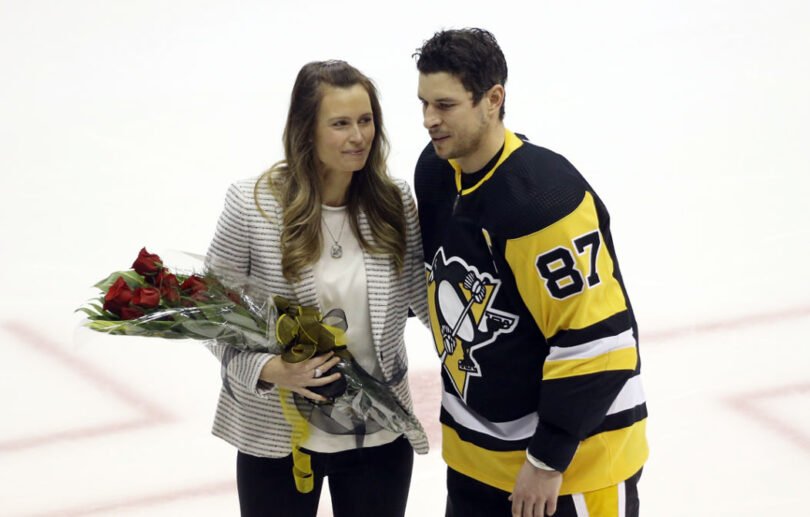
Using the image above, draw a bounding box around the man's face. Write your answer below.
[418,72,489,162]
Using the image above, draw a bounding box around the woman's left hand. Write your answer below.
[259,351,343,402]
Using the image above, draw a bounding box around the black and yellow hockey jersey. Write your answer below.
[415,129,648,495]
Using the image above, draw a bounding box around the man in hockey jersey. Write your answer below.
[413,28,649,517]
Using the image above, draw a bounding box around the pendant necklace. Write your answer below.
[322,212,347,259]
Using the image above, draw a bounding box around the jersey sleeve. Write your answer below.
[503,190,638,471]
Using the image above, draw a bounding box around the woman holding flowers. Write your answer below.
[205,61,429,517]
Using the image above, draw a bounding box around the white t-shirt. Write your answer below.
[303,204,400,453]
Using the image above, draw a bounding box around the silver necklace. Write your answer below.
[322,212,347,259]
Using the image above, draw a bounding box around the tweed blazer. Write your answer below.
[204,175,430,457]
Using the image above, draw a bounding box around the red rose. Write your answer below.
[132,287,161,309]
[156,270,181,304]
[180,275,207,296]
[132,247,163,278]
[119,306,145,320]
[103,276,132,316]
[226,291,242,305]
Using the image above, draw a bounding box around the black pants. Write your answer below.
[237,436,413,517]
[446,467,642,517]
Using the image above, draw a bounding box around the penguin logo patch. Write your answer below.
[426,248,519,400]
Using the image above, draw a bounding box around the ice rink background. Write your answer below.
[1,0,809,515]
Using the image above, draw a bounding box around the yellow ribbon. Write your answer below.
[278,387,313,493]
[274,296,349,363]
[272,296,350,492]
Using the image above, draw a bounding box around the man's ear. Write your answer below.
[486,84,505,116]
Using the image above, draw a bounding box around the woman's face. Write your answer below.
[314,83,375,178]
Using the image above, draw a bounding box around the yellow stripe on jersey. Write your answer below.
[563,418,649,495]
[450,130,524,195]
[442,424,526,493]
[543,346,638,380]
[504,191,627,340]
[442,418,648,496]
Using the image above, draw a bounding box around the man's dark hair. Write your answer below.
[414,28,508,119]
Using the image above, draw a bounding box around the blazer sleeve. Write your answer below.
[205,181,279,398]
[398,179,430,328]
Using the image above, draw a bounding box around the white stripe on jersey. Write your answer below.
[607,375,646,416]
[442,368,644,441]
[546,329,635,362]
[618,478,627,517]
[442,390,538,440]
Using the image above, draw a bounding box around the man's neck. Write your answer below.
[456,122,506,173]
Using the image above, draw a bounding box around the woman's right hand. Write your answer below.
[259,351,343,402]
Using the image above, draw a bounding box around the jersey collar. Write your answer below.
[450,129,524,196]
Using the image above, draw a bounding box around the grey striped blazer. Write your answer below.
[204,175,430,457]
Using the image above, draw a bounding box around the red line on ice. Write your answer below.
[29,480,236,517]
[726,383,810,453]
[644,304,810,342]
[0,321,172,453]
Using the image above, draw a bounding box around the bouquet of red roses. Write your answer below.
[78,248,423,466]
[78,248,277,351]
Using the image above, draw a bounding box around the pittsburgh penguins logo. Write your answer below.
[426,248,519,400]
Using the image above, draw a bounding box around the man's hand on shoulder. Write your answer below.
[508,460,562,516]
